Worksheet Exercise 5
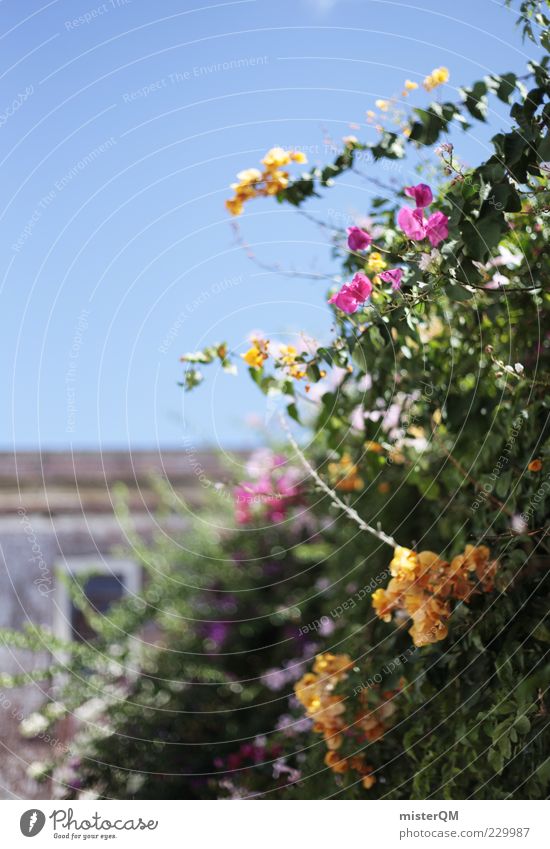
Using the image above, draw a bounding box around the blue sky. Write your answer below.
[0,0,539,451]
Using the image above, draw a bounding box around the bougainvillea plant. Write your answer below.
[2,0,548,801]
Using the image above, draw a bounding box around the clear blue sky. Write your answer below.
[0,0,539,451]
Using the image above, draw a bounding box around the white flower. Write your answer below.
[74,697,106,723]
[497,245,523,268]
[419,249,442,273]
[20,712,49,737]
[485,272,509,289]
[27,760,49,780]
[511,514,528,534]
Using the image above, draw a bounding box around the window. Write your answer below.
[53,558,141,643]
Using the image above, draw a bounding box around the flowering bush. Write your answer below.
[3,0,549,801]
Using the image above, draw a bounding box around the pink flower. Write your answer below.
[425,210,449,247]
[328,272,373,314]
[347,226,372,251]
[397,206,427,240]
[404,183,433,208]
[233,451,303,525]
[379,267,404,290]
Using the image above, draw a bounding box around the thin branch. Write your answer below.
[230,220,335,283]
[278,412,397,548]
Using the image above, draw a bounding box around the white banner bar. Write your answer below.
[2,799,549,847]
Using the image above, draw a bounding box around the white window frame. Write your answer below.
[53,557,141,643]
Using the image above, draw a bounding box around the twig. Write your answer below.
[278,411,397,548]
[230,220,335,283]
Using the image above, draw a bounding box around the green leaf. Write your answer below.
[488,748,504,774]
[287,402,300,423]
[514,715,531,735]
[461,215,504,261]
[461,81,489,121]
[493,72,517,103]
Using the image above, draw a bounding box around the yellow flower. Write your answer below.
[366,252,387,274]
[423,66,449,91]
[432,66,449,84]
[404,79,418,91]
[279,344,298,365]
[313,652,353,679]
[242,339,269,369]
[374,543,498,647]
[235,168,262,186]
[242,347,264,369]
[366,110,375,120]
[325,751,348,774]
[362,773,376,790]
[226,148,306,214]
[372,588,394,623]
[278,345,306,379]
[407,594,450,647]
[225,197,244,216]
[375,99,390,111]
[264,169,289,194]
[343,135,359,147]
[261,146,292,170]
[365,440,384,454]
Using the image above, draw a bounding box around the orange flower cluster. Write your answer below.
[225,147,307,216]
[328,453,364,492]
[294,653,396,790]
[372,544,498,647]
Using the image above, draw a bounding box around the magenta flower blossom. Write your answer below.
[397,206,427,240]
[404,183,433,208]
[425,210,449,247]
[347,225,372,251]
[328,272,373,314]
[379,267,404,290]
[233,450,303,525]
[398,201,449,248]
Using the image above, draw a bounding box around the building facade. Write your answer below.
[0,449,227,799]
